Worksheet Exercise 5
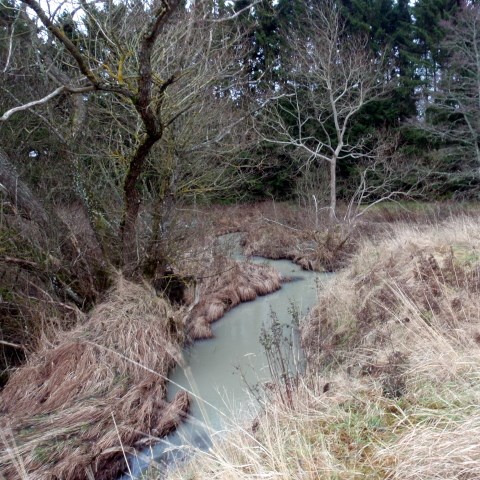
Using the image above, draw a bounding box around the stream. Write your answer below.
[122,240,330,478]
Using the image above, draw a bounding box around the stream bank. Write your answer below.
[124,256,329,478]
[161,215,480,480]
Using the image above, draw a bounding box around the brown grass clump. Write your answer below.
[187,259,282,340]
[0,201,111,385]
[243,221,364,272]
[206,201,365,272]
[0,276,188,479]
[302,215,480,369]
[188,316,215,340]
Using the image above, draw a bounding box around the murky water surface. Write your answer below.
[124,241,330,477]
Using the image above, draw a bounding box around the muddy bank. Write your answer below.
[0,277,188,480]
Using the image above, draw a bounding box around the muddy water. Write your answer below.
[124,256,329,478]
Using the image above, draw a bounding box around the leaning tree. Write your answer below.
[1,0,256,274]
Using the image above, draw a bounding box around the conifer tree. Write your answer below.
[340,0,418,125]
[413,0,460,110]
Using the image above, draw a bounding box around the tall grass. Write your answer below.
[159,215,480,480]
[0,276,188,479]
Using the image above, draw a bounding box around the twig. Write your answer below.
[0,340,25,350]
[111,412,133,479]
[0,255,39,270]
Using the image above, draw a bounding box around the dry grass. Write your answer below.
[187,258,282,340]
[157,214,480,480]
[0,276,188,479]
[165,345,480,479]
[0,223,284,478]
[203,201,480,273]
[303,215,480,369]
[0,226,86,386]
[5,203,480,479]
[201,201,364,272]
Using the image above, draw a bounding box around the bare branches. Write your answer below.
[259,0,385,220]
[2,3,23,74]
[135,0,182,135]
[0,85,93,122]
[2,0,256,270]
[210,0,261,22]
[343,133,423,222]
[23,0,99,86]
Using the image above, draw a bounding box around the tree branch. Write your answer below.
[22,0,134,98]
[23,0,98,85]
[0,85,94,122]
[135,0,182,135]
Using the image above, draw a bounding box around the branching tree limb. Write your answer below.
[13,0,220,270]
[1,0,255,274]
[0,85,94,122]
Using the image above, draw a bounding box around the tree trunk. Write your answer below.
[329,158,337,221]
[120,134,160,272]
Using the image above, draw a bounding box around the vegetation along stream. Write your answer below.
[122,253,331,478]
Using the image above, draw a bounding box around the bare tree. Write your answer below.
[343,131,426,221]
[1,0,253,273]
[259,0,385,220]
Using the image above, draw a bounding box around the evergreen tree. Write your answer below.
[340,0,419,126]
[413,0,460,117]
[423,4,480,183]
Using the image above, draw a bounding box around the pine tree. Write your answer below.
[413,0,460,112]
[340,0,419,125]
[232,0,283,92]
